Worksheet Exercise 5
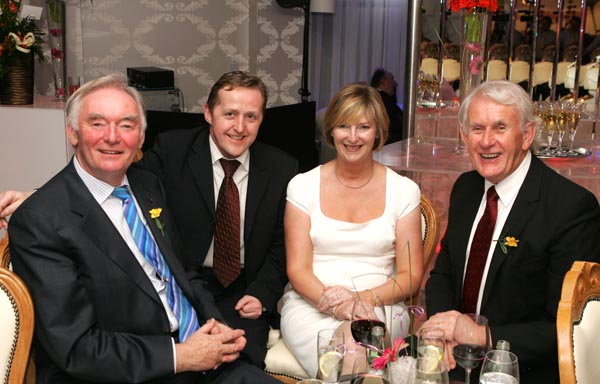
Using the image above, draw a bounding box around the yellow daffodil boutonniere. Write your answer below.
[496,235,519,254]
[149,208,165,235]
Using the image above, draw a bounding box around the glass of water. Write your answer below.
[479,349,519,384]
[317,328,345,383]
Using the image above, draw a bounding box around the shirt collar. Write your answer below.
[485,151,532,207]
[208,134,250,172]
[73,155,129,205]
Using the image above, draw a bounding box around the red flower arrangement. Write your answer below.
[0,0,44,78]
[448,0,498,12]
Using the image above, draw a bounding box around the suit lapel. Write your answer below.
[188,129,216,219]
[64,165,161,305]
[128,170,199,303]
[245,146,269,241]
[480,157,542,310]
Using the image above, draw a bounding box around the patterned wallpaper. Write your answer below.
[33,0,305,111]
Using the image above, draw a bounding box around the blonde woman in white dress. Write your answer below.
[280,82,424,377]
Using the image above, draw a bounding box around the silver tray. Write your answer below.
[535,147,592,159]
[417,100,446,109]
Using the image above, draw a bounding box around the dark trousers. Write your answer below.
[198,268,271,369]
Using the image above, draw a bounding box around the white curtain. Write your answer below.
[309,0,409,109]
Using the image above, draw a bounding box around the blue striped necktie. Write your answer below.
[112,186,199,342]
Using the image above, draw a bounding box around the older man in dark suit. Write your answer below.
[424,81,600,383]
[0,71,297,370]
[8,73,281,384]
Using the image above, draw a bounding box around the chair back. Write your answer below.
[0,266,34,384]
[441,59,460,83]
[533,61,553,87]
[509,61,530,84]
[0,236,9,270]
[565,63,591,90]
[419,195,439,276]
[557,261,600,383]
[407,195,440,307]
[486,60,507,81]
[420,58,438,77]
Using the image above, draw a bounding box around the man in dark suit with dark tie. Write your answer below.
[424,81,600,383]
[136,71,299,368]
[8,73,282,384]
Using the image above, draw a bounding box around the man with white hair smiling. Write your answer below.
[424,80,600,383]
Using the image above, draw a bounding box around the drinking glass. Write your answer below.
[317,328,345,383]
[452,314,491,384]
[533,101,547,145]
[417,327,446,365]
[567,101,583,152]
[479,349,520,384]
[350,297,387,364]
[350,358,390,384]
[350,274,390,356]
[543,101,557,154]
[415,357,449,384]
[68,76,81,96]
[555,101,569,152]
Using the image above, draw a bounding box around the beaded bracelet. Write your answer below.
[366,288,381,306]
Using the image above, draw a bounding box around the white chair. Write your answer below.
[509,61,530,84]
[533,62,553,87]
[420,58,438,77]
[557,261,600,383]
[264,196,440,381]
[565,62,591,91]
[0,236,9,270]
[550,61,571,88]
[486,60,507,81]
[0,263,35,384]
[441,59,460,83]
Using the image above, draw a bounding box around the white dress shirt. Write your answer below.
[464,151,532,313]
[73,156,178,370]
[202,135,250,268]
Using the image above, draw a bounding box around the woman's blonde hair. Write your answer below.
[322,82,389,151]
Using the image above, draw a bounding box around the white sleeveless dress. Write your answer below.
[280,166,420,377]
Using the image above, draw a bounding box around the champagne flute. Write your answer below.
[479,349,519,384]
[567,101,583,152]
[533,101,547,145]
[555,101,569,153]
[543,101,557,155]
[452,314,491,384]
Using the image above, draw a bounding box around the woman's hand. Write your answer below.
[317,285,354,313]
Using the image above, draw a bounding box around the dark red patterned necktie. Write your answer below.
[213,159,241,287]
[461,186,499,313]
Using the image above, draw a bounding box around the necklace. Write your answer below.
[334,164,374,189]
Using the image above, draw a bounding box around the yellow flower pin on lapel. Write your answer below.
[149,208,165,235]
[496,235,519,254]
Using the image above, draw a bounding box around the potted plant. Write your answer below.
[0,0,44,104]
